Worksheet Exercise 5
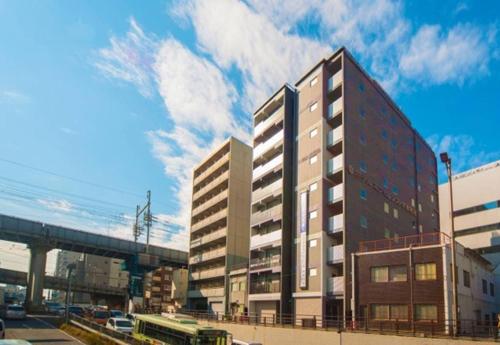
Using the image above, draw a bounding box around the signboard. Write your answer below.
[299,191,308,289]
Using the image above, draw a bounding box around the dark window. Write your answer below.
[390,116,397,126]
[490,282,495,297]
[360,189,367,200]
[382,154,388,165]
[482,279,488,294]
[381,129,388,140]
[415,263,437,280]
[391,161,398,172]
[358,82,365,92]
[391,186,399,195]
[360,161,367,172]
[383,178,389,189]
[360,133,366,145]
[391,138,397,149]
[463,270,470,288]
[454,200,500,217]
[359,109,366,118]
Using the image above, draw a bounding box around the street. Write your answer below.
[3,315,84,345]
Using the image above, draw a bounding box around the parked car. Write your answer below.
[105,318,133,334]
[6,305,26,320]
[67,306,84,317]
[0,341,33,344]
[109,310,123,318]
[44,302,62,314]
[125,313,136,325]
[0,318,5,339]
[92,310,110,325]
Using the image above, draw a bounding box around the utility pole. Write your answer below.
[132,190,152,253]
[65,263,76,323]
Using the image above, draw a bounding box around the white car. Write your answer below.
[0,318,5,339]
[105,318,134,334]
[6,305,26,320]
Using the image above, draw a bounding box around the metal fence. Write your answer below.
[180,309,500,340]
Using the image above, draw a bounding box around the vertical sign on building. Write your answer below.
[299,191,309,289]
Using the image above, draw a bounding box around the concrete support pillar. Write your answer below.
[26,243,51,312]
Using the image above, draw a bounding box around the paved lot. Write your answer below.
[3,315,84,344]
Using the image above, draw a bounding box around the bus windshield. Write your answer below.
[196,330,227,345]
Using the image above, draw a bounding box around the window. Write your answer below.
[384,202,389,214]
[371,305,389,320]
[415,305,437,321]
[490,282,495,297]
[430,194,435,203]
[411,198,415,207]
[393,208,399,219]
[360,133,366,145]
[360,215,368,228]
[390,116,397,126]
[382,154,388,165]
[390,266,407,282]
[383,178,388,189]
[358,82,365,92]
[418,203,422,212]
[419,224,423,233]
[360,188,367,200]
[381,129,388,140]
[415,263,437,280]
[309,182,318,192]
[309,239,317,248]
[360,161,367,172]
[231,282,238,292]
[391,138,397,149]
[359,109,366,118]
[392,186,399,195]
[371,266,388,282]
[390,305,408,320]
[310,210,318,219]
[309,268,317,277]
[309,155,318,164]
[310,76,318,87]
[384,228,390,239]
[309,102,318,112]
[483,279,488,294]
[309,128,318,138]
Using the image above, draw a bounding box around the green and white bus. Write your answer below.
[133,313,228,345]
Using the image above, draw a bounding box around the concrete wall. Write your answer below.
[198,320,493,345]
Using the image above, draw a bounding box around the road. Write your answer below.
[3,315,84,344]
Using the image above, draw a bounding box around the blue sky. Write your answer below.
[0,0,499,272]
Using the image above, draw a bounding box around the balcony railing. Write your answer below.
[327,154,343,175]
[254,109,283,137]
[328,184,343,204]
[249,282,280,294]
[192,170,229,202]
[254,130,283,160]
[328,215,343,234]
[189,267,225,281]
[191,208,227,233]
[251,204,282,227]
[327,98,343,119]
[252,179,282,204]
[253,154,283,181]
[189,247,226,265]
[327,276,344,295]
[187,287,225,298]
[250,229,282,249]
[250,256,281,271]
[358,232,451,253]
[327,244,344,264]
[190,227,227,249]
[193,152,229,187]
[328,70,342,92]
[327,126,343,147]
[192,189,228,219]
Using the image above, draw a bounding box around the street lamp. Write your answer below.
[440,152,458,336]
[65,263,77,323]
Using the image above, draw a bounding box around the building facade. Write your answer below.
[144,266,174,312]
[248,85,295,318]
[352,232,499,334]
[188,137,253,314]
[54,250,82,278]
[439,160,500,270]
[171,268,188,310]
[228,266,248,315]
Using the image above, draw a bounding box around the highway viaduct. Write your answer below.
[0,214,188,311]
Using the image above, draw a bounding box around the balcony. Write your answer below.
[254,109,283,137]
[249,282,280,294]
[190,227,227,249]
[193,152,229,187]
[327,244,344,264]
[252,179,282,204]
[250,229,282,249]
[191,189,228,219]
[188,287,225,298]
[328,70,342,92]
[251,204,282,227]
[327,126,343,148]
[327,215,343,235]
[189,267,225,281]
[253,154,283,181]
[327,276,344,296]
[254,130,283,160]
[328,184,343,204]
[192,170,229,202]
[190,208,227,233]
[327,98,343,120]
[250,256,281,271]
[327,154,343,176]
[189,247,226,265]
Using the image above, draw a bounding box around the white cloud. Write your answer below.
[37,198,73,213]
[60,127,77,135]
[0,90,30,104]
[94,18,158,97]
[400,24,491,85]
[427,134,500,177]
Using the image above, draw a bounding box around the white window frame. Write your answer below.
[310,210,318,219]
[309,102,318,112]
[310,77,318,87]
[309,128,318,138]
